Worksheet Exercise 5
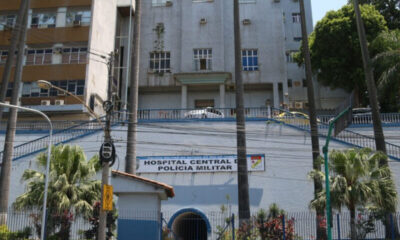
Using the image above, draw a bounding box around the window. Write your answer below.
[292,13,301,23]
[293,37,302,42]
[26,49,53,65]
[194,49,212,71]
[0,50,8,64]
[302,79,307,87]
[22,80,85,97]
[0,14,16,30]
[62,47,87,64]
[149,51,171,73]
[288,79,292,88]
[66,9,91,26]
[31,12,56,28]
[286,50,298,63]
[242,49,258,71]
[152,0,168,6]
[6,83,13,97]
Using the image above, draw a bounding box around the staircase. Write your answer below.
[0,113,126,162]
[270,108,400,161]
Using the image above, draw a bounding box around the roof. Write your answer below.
[111,170,175,198]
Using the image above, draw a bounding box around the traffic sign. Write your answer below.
[102,184,113,211]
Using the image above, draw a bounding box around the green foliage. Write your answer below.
[13,145,101,239]
[352,0,400,30]
[0,225,32,240]
[370,30,400,112]
[82,202,117,240]
[295,4,387,105]
[309,148,397,240]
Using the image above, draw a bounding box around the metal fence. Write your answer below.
[269,108,400,160]
[2,209,400,240]
[1,107,400,164]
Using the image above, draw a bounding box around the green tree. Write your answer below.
[350,0,400,30]
[370,30,400,112]
[14,145,101,238]
[296,5,387,105]
[309,148,397,240]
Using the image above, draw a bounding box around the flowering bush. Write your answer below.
[256,215,296,240]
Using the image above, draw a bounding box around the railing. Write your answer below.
[318,112,400,125]
[1,107,399,131]
[270,108,400,160]
[1,209,400,240]
[0,115,120,162]
[1,107,400,162]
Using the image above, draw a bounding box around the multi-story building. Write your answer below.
[0,0,133,121]
[137,0,347,111]
[0,0,347,122]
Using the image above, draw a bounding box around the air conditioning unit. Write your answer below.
[55,99,64,105]
[4,101,10,105]
[242,19,251,25]
[73,20,81,26]
[4,24,13,30]
[38,24,48,29]
[41,100,51,106]
[200,18,207,25]
[294,102,303,109]
[53,47,62,54]
[165,0,173,6]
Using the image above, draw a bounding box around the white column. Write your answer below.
[27,9,32,29]
[52,43,63,64]
[56,7,67,28]
[219,84,225,109]
[273,82,279,108]
[282,81,289,109]
[181,85,187,109]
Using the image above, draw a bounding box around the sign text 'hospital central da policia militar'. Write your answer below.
[136,154,265,173]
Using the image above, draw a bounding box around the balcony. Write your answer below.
[0,0,91,11]
[0,26,90,45]
[20,96,84,106]
[0,64,86,82]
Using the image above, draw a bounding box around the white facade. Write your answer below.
[128,0,348,111]
[6,122,400,213]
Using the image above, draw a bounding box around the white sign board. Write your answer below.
[137,154,265,173]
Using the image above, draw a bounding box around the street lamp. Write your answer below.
[36,80,104,130]
[0,102,52,240]
[37,79,114,240]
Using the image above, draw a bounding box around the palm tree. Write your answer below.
[14,145,101,238]
[309,148,397,240]
[371,30,400,112]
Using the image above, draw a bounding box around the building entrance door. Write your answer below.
[171,212,208,240]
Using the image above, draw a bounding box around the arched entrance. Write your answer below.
[168,208,211,240]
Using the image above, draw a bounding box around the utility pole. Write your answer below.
[0,0,28,122]
[98,52,115,240]
[126,0,141,174]
[352,1,395,238]
[233,0,250,224]
[299,1,326,239]
[0,0,29,216]
[352,0,387,161]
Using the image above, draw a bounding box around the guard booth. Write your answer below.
[111,170,175,240]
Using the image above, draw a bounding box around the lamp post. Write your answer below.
[36,80,104,130]
[37,60,114,240]
[0,102,52,240]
